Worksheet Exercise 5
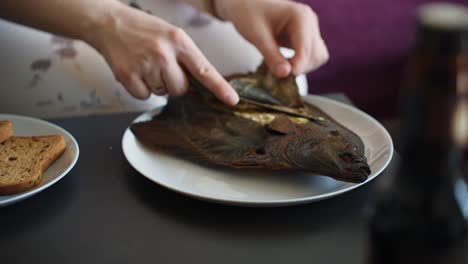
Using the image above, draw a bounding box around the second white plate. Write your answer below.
[122,95,393,207]
[0,114,79,207]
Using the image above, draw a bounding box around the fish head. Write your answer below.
[285,127,371,183]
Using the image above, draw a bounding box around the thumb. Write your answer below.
[253,30,291,78]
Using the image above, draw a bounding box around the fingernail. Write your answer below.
[274,61,291,77]
[225,91,239,105]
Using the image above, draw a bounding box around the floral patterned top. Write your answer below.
[0,0,269,118]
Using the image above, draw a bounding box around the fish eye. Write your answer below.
[330,130,339,136]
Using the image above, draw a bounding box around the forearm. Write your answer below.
[0,0,123,42]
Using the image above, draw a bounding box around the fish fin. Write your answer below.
[230,78,281,105]
[302,101,332,120]
[257,63,304,108]
[226,63,303,108]
[130,120,214,163]
[130,114,278,168]
[130,119,269,168]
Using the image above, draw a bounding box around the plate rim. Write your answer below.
[0,113,80,207]
[122,95,394,207]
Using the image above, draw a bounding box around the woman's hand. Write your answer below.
[215,0,329,78]
[85,2,239,104]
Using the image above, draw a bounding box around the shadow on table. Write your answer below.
[367,238,468,264]
[123,160,385,240]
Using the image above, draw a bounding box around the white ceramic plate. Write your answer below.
[122,95,393,207]
[0,114,79,207]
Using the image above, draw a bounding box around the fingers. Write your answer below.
[289,18,312,75]
[141,39,188,97]
[290,32,329,75]
[253,24,292,78]
[109,24,239,105]
[143,69,167,96]
[160,58,188,97]
[313,37,329,70]
[178,37,239,105]
[114,69,151,99]
[289,6,329,75]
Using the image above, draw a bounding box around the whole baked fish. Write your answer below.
[131,65,371,183]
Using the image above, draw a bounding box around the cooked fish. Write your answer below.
[131,65,371,183]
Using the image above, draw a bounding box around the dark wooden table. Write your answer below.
[0,96,465,264]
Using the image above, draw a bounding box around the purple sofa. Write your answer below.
[297,0,468,118]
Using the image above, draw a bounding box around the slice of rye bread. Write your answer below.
[0,120,13,143]
[0,135,66,195]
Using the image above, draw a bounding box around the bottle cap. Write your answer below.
[416,2,468,53]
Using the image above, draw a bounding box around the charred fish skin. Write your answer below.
[131,65,371,183]
[131,94,370,183]
[131,95,272,168]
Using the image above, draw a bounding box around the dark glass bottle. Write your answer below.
[456,52,468,185]
[368,3,468,262]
